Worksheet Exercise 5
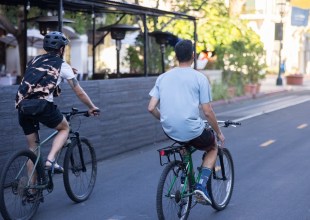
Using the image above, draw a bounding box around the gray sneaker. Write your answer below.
[194,184,212,205]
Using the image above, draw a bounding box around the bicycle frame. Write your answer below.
[24,111,86,187]
[23,130,59,187]
[21,131,86,189]
[159,145,199,200]
[0,108,98,220]
[158,144,228,200]
[157,120,239,219]
[180,147,198,197]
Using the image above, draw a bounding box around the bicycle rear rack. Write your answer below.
[157,144,187,166]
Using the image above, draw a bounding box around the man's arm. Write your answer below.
[148,96,160,120]
[201,103,225,144]
[67,78,99,115]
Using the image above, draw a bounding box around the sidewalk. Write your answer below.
[212,74,310,106]
[259,74,310,95]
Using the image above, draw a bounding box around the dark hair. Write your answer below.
[174,40,193,62]
[43,31,69,52]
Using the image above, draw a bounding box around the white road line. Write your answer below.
[217,96,297,116]
[233,97,310,122]
[107,216,126,220]
[260,140,276,147]
[297,123,308,129]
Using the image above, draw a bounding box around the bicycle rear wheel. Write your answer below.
[0,150,44,220]
[207,147,234,211]
[156,160,192,220]
[63,137,97,203]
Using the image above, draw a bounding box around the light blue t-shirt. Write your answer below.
[149,67,212,142]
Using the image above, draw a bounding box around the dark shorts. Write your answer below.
[18,102,64,135]
[165,128,216,151]
[188,128,216,151]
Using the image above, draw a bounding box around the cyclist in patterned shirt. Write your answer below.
[148,39,225,204]
[16,31,99,174]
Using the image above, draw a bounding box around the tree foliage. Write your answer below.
[156,0,266,86]
[0,0,266,84]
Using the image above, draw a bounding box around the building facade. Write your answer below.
[240,0,310,74]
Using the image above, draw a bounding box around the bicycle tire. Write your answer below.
[156,160,192,220]
[63,137,97,203]
[207,147,234,211]
[0,149,44,220]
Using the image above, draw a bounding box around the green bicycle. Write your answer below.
[0,108,98,220]
[156,120,240,220]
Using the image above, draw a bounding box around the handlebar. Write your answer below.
[62,108,100,121]
[203,120,241,128]
[217,120,241,127]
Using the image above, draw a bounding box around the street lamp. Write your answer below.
[275,0,288,86]
[30,16,74,36]
[97,24,140,77]
[149,31,178,73]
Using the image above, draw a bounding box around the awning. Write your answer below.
[0,29,43,48]
[291,0,310,9]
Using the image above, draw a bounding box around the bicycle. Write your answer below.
[156,120,241,220]
[0,108,98,220]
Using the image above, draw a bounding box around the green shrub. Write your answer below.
[212,83,228,101]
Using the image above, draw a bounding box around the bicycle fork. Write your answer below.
[70,133,87,173]
[216,148,227,181]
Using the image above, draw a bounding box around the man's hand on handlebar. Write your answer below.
[217,132,225,148]
[88,107,100,116]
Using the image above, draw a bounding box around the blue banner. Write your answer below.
[291,7,309,26]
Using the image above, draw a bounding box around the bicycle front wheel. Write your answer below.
[207,147,234,211]
[63,137,97,203]
[156,160,192,220]
[0,150,44,220]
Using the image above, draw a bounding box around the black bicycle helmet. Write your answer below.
[43,31,69,52]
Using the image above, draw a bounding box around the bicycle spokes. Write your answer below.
[208,148,234,211]
[157,161,192,220]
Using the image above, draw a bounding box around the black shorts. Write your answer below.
[188,128,215,151]
[18,102,64,135]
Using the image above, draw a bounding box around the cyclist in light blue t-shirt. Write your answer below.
[148,39,225,205]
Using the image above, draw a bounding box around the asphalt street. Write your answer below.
[1,90,310,220]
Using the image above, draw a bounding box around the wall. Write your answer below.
[0,77,166,167]
[198,70,222,84]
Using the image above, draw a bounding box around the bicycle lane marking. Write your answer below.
[232,97,310,122]
[216,95,295,117]
[106,215,126,220]
[260,140,276,147]
[297,123,308,129]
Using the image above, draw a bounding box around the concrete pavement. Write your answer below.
[260,74,310,94]
[212,74,310,106]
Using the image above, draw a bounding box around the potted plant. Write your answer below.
[216,40,266,97]
[286,72,303,85]
[243,41,266,96]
